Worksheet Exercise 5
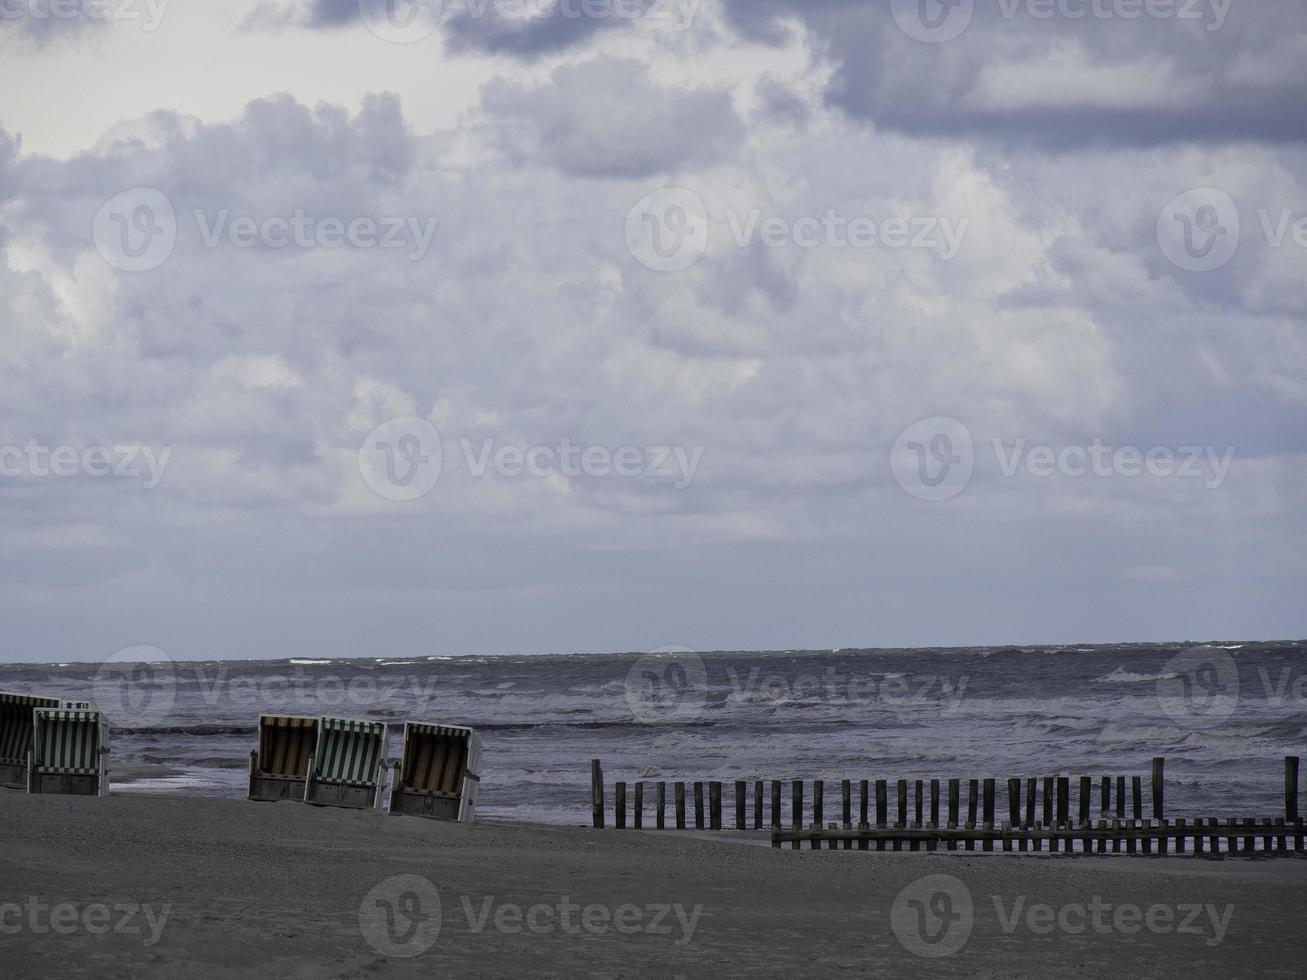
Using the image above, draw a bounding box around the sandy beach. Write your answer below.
[2,792,1305,978]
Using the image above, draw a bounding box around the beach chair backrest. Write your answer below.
[0,693,61,765]
[256,715,318,778]
[401,723,477,794]
[32,708,104,775]
[314,718,386,785]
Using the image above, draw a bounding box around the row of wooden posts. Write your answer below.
[590,757,1307,856]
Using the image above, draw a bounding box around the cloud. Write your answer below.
[478,57,745,177]
[1,5,1304,657]
[720,0,1307,148]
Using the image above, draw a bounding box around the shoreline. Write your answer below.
[3,791,1306,978]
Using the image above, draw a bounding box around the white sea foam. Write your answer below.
[1091,667,1179,684]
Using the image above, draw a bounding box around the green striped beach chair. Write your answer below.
[0,693,61,790]
[247,715,319,803]
[29,707,110,797]
[305,717,388,809]
[388,722,482,823]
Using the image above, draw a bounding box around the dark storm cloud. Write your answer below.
[441,1,615,56]
[720,0,1307,148]
[289,0,1306,149]
[306,0,358,25]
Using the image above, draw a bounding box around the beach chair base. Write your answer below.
[0,761,27,790]
[248,775,308,802]
[29,772,100,796]
[390,788,464,821]
[305,781,378,810]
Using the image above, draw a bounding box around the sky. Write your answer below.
[0,0,1304,663]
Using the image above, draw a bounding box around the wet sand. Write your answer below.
[2,792,1305,978]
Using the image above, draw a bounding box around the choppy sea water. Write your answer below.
[2,641,1304,825]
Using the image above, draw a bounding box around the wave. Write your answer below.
[288,659,334,665]
[1091,667,1178,684]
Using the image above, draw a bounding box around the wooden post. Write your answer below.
[1025,777,1036,829]
[1042,777,1055,852]
[889,779,903,851]
[709,781,721,830]
[634,782,643,830]
[930,778,941,829]
[1152,757,1165,820]
[914,779,924,828]
[615,781,626,830]
[591,759,605,829]
[1116,775,1126,819]
[980,778,994,852]
[656,781,666,830]
[966,779,979,852]
[754,780,764,831]
[813,779,824,834]
[859,779,870,852]
[1080,779,1092,853]
[1101,775,1110,817]
[675,782,686,830]
[1194,818,1204,857]
[875,779,888,852]
[791,780,803,851]
[1132,776,1143,821]
[947,778,960,852]
[842,779,853,850]
[735,781,746,831]
[1286,757,1300,821]
[1056,776,1070,827]
[694,781,705,830]
[771,780,781,829]
[1008,778,1023,851]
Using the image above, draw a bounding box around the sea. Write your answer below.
[2,641,1303,825]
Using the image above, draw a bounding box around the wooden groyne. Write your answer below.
[589,756,1307,856]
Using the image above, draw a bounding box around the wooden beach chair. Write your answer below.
[247,714,319,802]
[304,717,388,809]
[0,693,61,790]
[388,722,482,823]
[28,707,110,797]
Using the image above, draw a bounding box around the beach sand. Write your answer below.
[2,792,1305,978]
